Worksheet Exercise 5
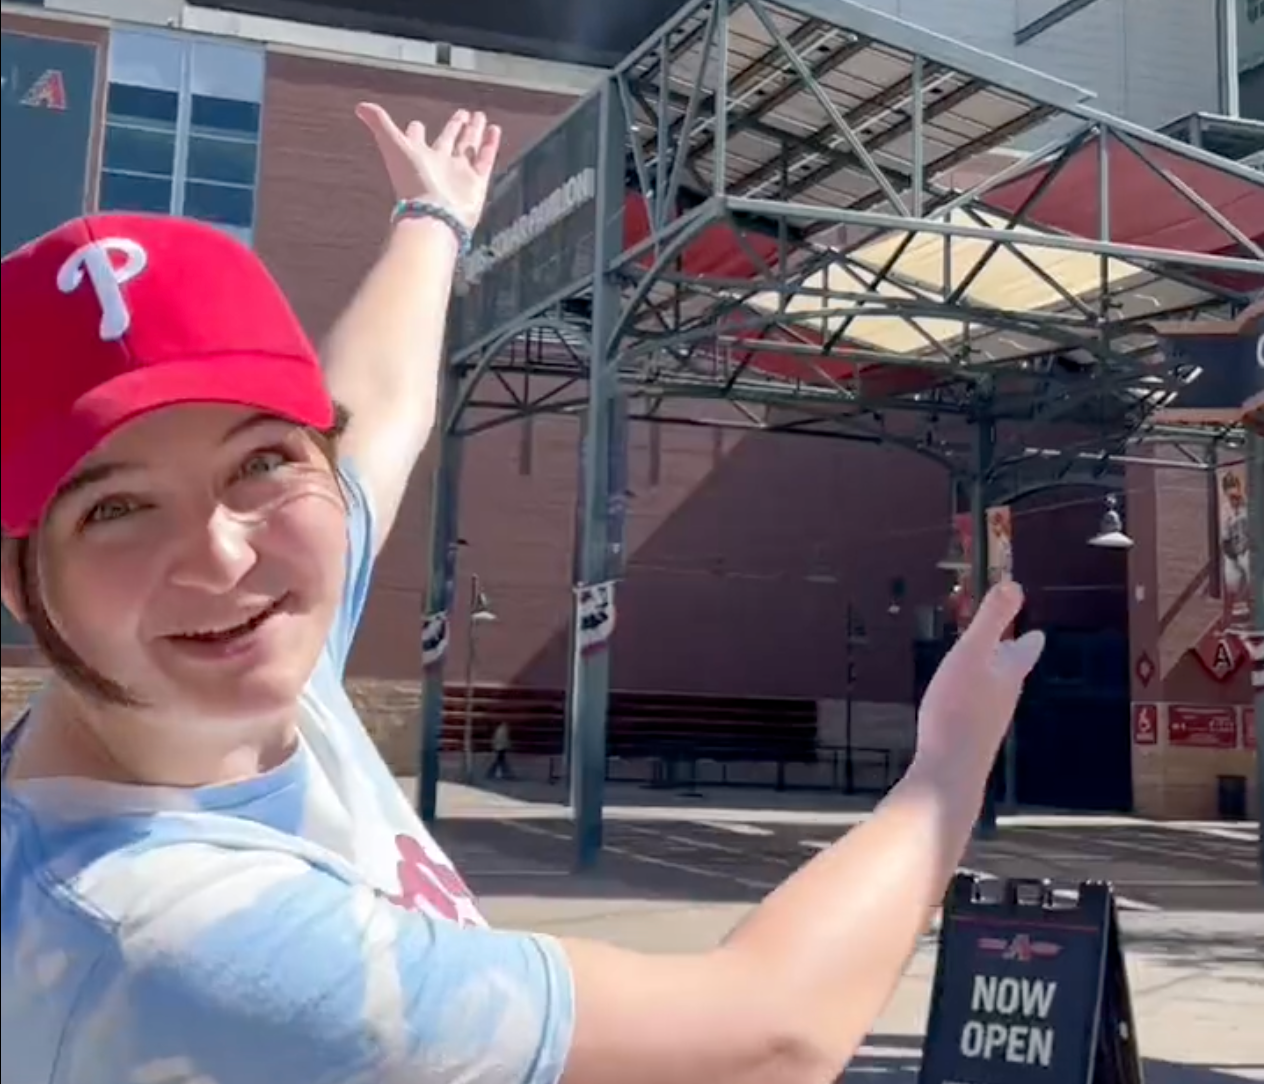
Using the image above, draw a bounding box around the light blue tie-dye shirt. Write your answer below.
[0,467,575,1084]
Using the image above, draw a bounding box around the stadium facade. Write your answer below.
[1,0,1258,819]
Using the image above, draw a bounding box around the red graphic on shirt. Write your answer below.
[382,834,479,924]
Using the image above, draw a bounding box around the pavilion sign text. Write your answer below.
[462,168,596,286]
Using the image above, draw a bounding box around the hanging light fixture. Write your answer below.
[936,534,970,572]
[1089,493,1134,550]
[471,588,498,624]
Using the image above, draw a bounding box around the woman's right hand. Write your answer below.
[913,579,1045,784]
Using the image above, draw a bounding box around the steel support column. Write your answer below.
[972,409,999,838]
[569,80,627,870]
[416,370,465,824]
[1249,427,1264,882]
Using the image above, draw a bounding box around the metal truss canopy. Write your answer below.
[450,0,1264,477]
[421,0,1264,869]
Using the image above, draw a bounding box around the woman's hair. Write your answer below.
[6,403,351,707]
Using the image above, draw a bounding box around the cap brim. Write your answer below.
[1,354,334,536]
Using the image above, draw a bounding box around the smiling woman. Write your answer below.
[2,102,1045,1084]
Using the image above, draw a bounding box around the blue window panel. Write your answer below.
[186,133,257,187]
[190,94,261,139]
[105,83,178,129]
[99,170,174,214]
[184,180,254,228]
[103,123,177,179]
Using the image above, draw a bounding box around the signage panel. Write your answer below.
[1,32,98,256]
[450,92,604,353]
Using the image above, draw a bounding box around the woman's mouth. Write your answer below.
[168,595,290,646]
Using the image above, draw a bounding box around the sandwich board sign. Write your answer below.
[919,874,1143,1084]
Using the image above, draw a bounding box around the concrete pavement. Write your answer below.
[421,780,1264,1081]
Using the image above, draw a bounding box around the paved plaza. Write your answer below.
[417,780,1264,1082]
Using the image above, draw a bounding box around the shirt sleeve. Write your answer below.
[53,847,575,1084]
[325,462,377,675]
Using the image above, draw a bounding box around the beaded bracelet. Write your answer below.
[390,199,473,257]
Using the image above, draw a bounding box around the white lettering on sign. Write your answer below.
[462,168,596,285]
[56,237,147,341]
[957,975,1058,1068]
[959,1020,1055,1067]
[971,975,1058,1018]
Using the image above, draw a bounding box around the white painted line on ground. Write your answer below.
[1159,822,1259,844]
[617,821,753,857]
[502,818,779,893]
[697,820,775,837]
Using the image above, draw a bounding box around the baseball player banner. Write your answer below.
[1216,461,1251,627]
[986,505,1013,585]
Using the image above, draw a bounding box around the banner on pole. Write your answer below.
[576,580,616,653]
[421,611,450,668]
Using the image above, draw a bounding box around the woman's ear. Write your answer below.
[1,538,28,624]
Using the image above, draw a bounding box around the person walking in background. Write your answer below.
[488,719,513,779]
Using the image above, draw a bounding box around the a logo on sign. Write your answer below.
[57,237,147,340]
[978,933,1062,963]
[1192,624,1244,682]
[2,65,68,110]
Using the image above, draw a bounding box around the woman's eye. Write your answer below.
[237,449,289,479]
[83,496,139,526]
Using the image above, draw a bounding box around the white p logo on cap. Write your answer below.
[57,237,148,341]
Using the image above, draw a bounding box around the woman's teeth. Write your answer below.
[174,599,282,642]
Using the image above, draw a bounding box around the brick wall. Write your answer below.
[2,662,427,773]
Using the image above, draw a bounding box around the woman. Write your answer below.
[0,103,1044,1084]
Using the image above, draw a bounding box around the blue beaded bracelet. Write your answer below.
[391,199,473,256]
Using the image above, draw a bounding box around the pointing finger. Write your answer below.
[959,580,1025,652]
[996,629,1045,684]
[356,102,413,158]
[435,110,469,155]
[475,124,503,176]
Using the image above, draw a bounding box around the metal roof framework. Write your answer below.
[447,0,1262,482]
[420,0,1264,863]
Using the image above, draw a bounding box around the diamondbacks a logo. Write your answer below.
[57,237,147,341]
[977,933,1062,963]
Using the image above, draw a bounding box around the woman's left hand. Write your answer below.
[356,103,502,230]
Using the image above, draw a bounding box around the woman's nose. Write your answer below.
[167,506,259,592]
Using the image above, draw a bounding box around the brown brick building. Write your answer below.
[1,7,1256,819]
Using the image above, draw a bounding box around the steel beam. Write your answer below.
[415,368,465,825]
[568,82,627,870]
[970,408,1000,838]
[727,197,1264,276]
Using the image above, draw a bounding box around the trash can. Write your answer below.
[1217,775,1248,822]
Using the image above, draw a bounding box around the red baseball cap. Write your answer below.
[1,213,334,536]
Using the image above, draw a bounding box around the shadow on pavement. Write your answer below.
[434,812,1264,915]
[840,1035,1261,1082]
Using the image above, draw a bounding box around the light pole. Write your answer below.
[842,602,867,794]
[461,573,497,784]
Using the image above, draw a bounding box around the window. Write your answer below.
[100,30,264,244]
